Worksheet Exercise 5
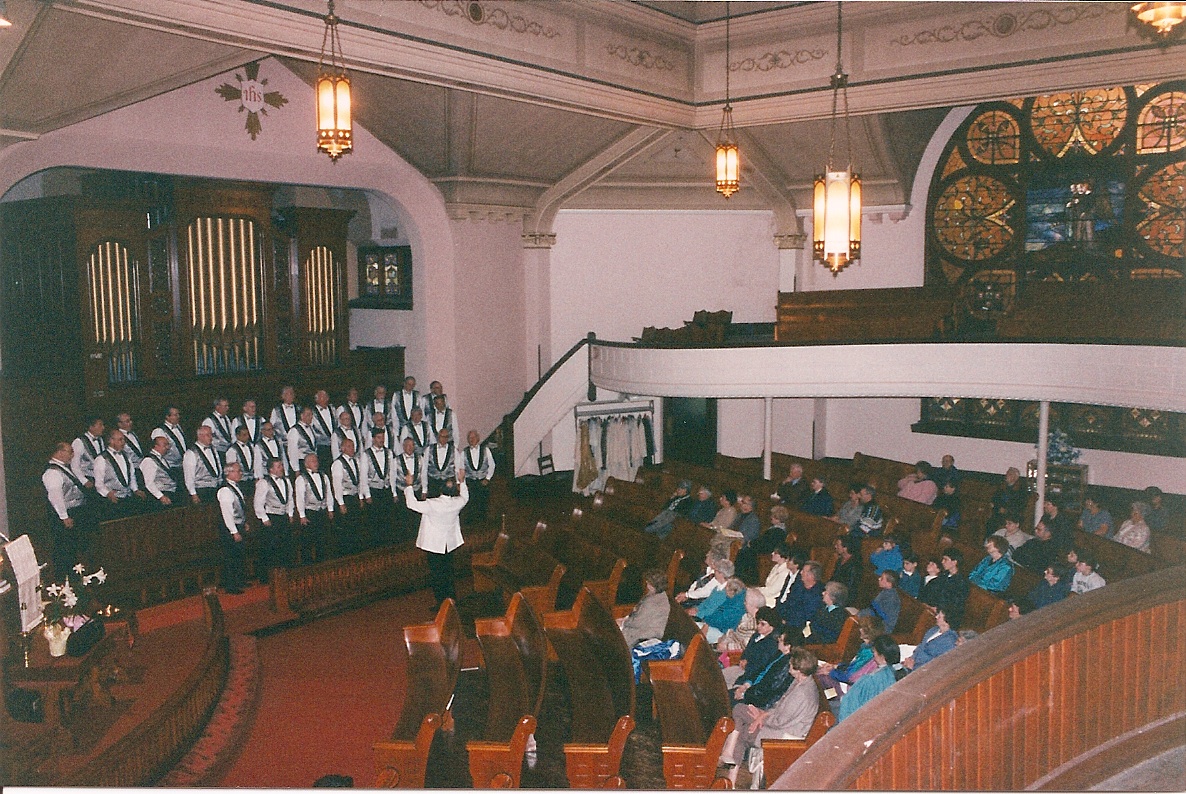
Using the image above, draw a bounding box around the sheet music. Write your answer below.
[4,535,44,633]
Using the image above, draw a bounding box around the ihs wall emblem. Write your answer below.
[215,61,289,140]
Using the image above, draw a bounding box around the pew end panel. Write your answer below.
[373,713,441,788]
[466,714,537,788]
[519,563,566,617]
[563,714,636,788]
[659,717,734,789]
[805,615,860,664]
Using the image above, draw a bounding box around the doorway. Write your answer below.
[663,397,717,467]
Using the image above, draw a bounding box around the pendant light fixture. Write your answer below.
[813,1,861,275]
[316,0,352,162]
[715,2,740,198]
[1130,2,1186,37]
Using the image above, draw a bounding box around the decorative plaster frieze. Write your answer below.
[732,48,826,73]
[606,43,675,71]
[417,0,560,39]
[889,4,1119,47]
[774,233,807,250]
[445,203,528,223]
[522,232,558,249]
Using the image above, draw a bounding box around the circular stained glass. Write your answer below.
[933,174,1017,261]
[1137,90,1186,154]
[1031,87,1127,157]
[967,110,1020,165]
[1135,161,1186,258]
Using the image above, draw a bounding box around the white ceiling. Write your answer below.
[0,0,1179,215]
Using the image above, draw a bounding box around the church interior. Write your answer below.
[0,0,1183,789]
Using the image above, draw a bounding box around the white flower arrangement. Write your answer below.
[40,565,106,629]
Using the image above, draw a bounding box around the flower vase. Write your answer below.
[45,623,71,657]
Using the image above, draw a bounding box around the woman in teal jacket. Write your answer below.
[696,575,748,643]
[969,535,1014,594]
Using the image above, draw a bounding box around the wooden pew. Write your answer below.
[542,588,637,788]
[761,681,836,785]
[467,593,548,788]
[374,599,462,788]
[1071,530,1159,581]
[648,633,735,788]
[471,532,567,613]
[891,591,937,646]
[532,524,627,609]
[574,513,684,601]
[805,614,861,665]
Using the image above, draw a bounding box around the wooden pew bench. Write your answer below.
[891,591,937,646]
[471,532,567,614]
[467,593,548,788]
[1072,529,1159,581]
[374,599,462,788]
[542,588,637,788]
[648,633,734,788]
[532,524,627,609]
[805,614,861,665]
[574,513,684,601]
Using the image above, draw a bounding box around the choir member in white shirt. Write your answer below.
[331,438,364,555]
[232,399,264,446]
[183,425,223,504]
[72,415,106,488]
[337,388,365,434]
[295,453,334,564]
[401,407,432,455]
[331,409,365,463]
[366,412,399,454]
[287,408,319,474]
[421,380,447,415]
[422,427,462,497]
[271,386,301,446]
[202,397,235,457]
[115,412,146,477]
[254,457,295,576]
[255,421,288,479]
[226,425,258,505]
[462,430,495,523]
[151,406,187,484]
[94,429,144,518]
[43,442,94,578]
[140,435,178,510]
[216,462,249,594]
[426,394,458,443]
[393,376,420,430]
[310,390,336,469]
[394,436,422,538]
[362,430,399,547]
[364,384,392,433]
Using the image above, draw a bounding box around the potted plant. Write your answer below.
[40,565,106,657]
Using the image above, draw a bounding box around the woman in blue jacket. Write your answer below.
[969,535,1014,594]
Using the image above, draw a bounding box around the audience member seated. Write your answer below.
[855,485,885,536]
[759,544,797,608]
[723,605,784,689]
[1143,486,1168,533]
[687,484,718,524]
[619,569,672,648]
[870,536,904,575]
[676,552,728,608]
[1042,497,1074,543]
[802,581,849,646]
[1078,493,1113,538]
[833,482,864,532]
[643,479,694,538]
[772,463,808,508]
[917,558,942,605]
[737,506,791,585]
[816,614,886,699]
[933,454,961,489]
[731,494,762,545]
[831,534,863,598]
[932,478,961,530]
[898,551,921,598]
[693,567,747,643]
[993,514,1033,550]
[701,489,738,532]
[801,475,835,517]
[721,647,820,788]
[777,560,824,630]
[1113,502,1151,553]
[837,635,900,722]
[732,627,796,712]
[718,588,767,661]
[897,461,938,505]
[1025,564,1071,611]
[1013,520,1067,572]
[902,605,960,670]
[968,536,1014,594]
[922,549,970,622]
[987,467,1024,536]
[860,570,901,633]
[1071,551,1106,594]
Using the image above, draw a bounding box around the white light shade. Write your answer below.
[1132,1,1186,35]
[813,170,862,274]
[716,142,740,198]
[316,72,352,161]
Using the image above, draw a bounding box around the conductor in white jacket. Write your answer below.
[403,473,468,606]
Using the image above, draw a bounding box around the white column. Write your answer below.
[763,397,773,481]
[1035,400,1050,527]
[812,398,828,460]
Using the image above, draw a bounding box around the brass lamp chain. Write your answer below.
[828,0,850,173]
[725,1,731,110]
[320,0,342,74]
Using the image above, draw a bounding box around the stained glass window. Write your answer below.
[353,244,412,309]
[927,80,1185,285]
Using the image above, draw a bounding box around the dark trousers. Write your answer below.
[426,549,456,605]
[195,487,219,504]
[464,478,490,523]
[261,512,293,580]
[101,495,140,521]
[335,494,363,556]
[300,509,329,565]
[221,525,247,592]
[49,504,95,580]
[368,488,396,547]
